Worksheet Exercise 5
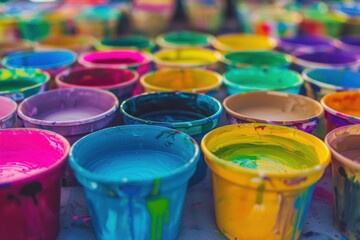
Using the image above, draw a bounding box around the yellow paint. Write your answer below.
[322,91,360,118]
[36,35,95,53]
[140,68,222,94]
[201,124,330,240]
[213,33,277,54]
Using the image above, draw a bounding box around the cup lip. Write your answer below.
[78,50,152,69]
[223,68,304,91]
[140,68,223,93]
[2,49,78,70]
[223,91,324,124]
[68,125,200,184]
[325,124,360,171]
[321,91,360,123]
[153,47,221,68]
[0,69,50,95]
[0,128,70,185]
[120,91,223,128]
[17,88,119,127]
[155,31,214,49]
[55,67,139,90]
[0,96,17,123]
[201,123,331,178]
[303,68,360,91]
[220,50,293,68]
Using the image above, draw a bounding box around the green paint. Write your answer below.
[0,79,35,92]
[163,31,211,46]
[146,179,170,240]
[230,155,258,169]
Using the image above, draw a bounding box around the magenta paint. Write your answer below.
[0,128,70,240]
[0,96,17,129]
[55,67,138,101]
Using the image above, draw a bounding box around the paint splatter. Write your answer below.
[19,181,42,205]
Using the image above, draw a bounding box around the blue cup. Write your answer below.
[69,125,199,240]
[120,92,222,186]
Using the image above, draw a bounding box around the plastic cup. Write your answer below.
[336,36,360,55]
[277,35,335,53]
[325,124,360,240]
[55,67,139,101]
[212,33,277,54]
[95,36,154,53]
[69,125,199,240]
[201,123,330,240]
[321,91,360,133]
[153,48,220,70]
[155,31,214,49]
[0,96,17,129]
[0,128,70,240]
[221,51,292,71]
[120,91,222,185]
[0,15,20,43]
[302,68,360,101]
[140,68,222,95]
[0,68,50,102]
[223,67,303,95]
[36,35,95,53]
[0,41,32,58]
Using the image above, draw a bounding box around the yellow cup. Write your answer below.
[201,124,330,240]
[213,33,277,54]
[140,68,222,94]
[36,35,95,53]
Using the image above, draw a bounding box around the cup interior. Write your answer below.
[304,69,360,89]
[0,96,17,119]
[223,51,291,68]
[82,51,148,66]
[322,91,360,118]
[154,48,218,65]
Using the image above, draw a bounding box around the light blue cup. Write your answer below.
[69,125,199,240]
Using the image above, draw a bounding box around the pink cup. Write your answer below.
[0,128,70,240]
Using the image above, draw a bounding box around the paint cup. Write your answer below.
[78,50,152,76]
[69,125,199,240]
[223,67,303,95]
[277,35,335,53]
[221,51,292,71]
[0,128,70,240]
[321,91,360,133]
[223,91,324,134]
[182,0,226,33]
[95,36,154,53]
[120,92,222,185]
[212,33,277,54]
[0,96,17,129]
[302,68,360,101]
[140,68,222,95]
[0,68,50,102]
[333,3,360,37]
[35,35,95,53]
[201,123,330,240]
[325,124,360,240]
[55,67,139,101]
[234,2,302,38]
[336,36,360,55]
[0,41,33,59]
[153,48,220,70]
[0,15,20,43]
[155,31,214,49]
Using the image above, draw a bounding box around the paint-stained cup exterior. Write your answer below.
[95,36,154,53]
[201,124,330,240]
[155,31,214,49]
[303,68,360,101]
[69,125,199,240]
[0,129,70,240]
[0,68,50,102]
[55,67,139,101]
[223,91,324,134]
[140,68,222,96]
[277,35,335,54]
[0,96,17,129]
[35,35,95,53]
[120,92,222,185]
[325,124,360,240]
[321,91,360,133]
[223,67,303,95]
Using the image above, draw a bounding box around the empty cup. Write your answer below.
[277,35,335,53]
[69,125,199,240]
[0,68,50,102]
[140,68,222,95]
[0,128,70,240]
[321,91,360,133]
[0,96,17,129]
[201,123,330,240]
[223,67,303,95]
[325,124,360,240]
[155,31,214,49]
[120,91,222,185]
[223,91,324,134]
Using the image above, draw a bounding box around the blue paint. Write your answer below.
[305,68,360,89]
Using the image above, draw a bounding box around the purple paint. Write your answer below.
[278,35,335,53]
[0,96,17,129]
[337,36,360,55]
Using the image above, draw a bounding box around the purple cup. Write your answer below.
[0,96,17,129]
[278,35,335,53]
[336,36,360,55]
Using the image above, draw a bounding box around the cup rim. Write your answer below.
[69,125,200,184]
[0,96,17,123]
[155,31,214,49]
[0,128,70,185]
[97,35,152,50]
[325,124,360,171]
[201,123,331,178]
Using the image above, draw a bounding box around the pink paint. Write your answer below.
[0,96,17,129]
[0,129,70,240]
[312,186,334,205]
